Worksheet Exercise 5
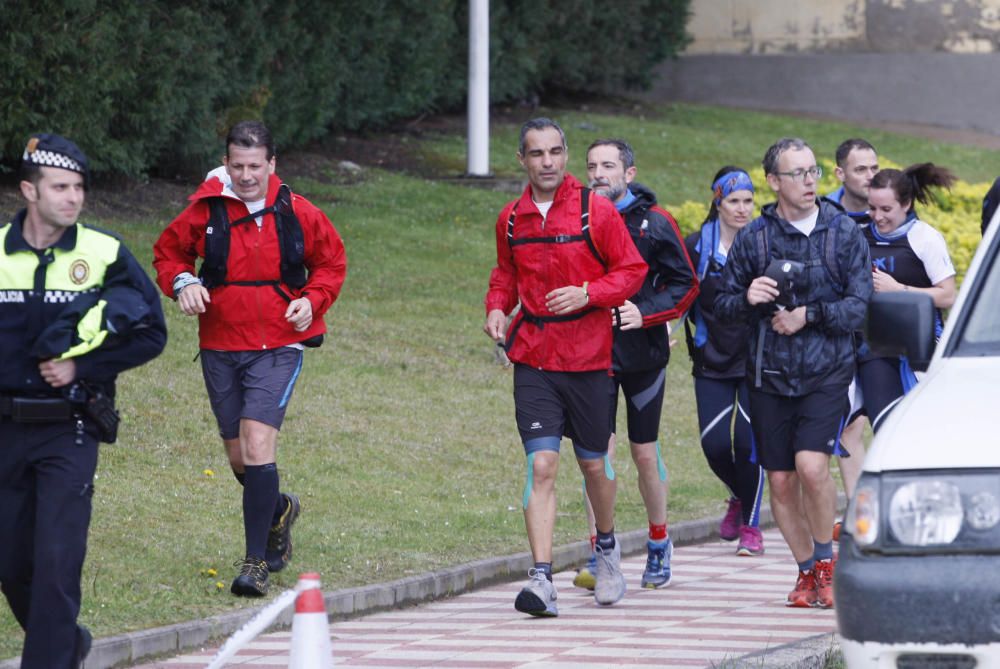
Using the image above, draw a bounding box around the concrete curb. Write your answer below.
[730,632,842,669]
[4,500,848,669]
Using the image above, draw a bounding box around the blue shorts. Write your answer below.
[512,364,612,460]
[200,348,304,439]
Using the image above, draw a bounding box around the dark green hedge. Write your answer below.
[0,0,689,177]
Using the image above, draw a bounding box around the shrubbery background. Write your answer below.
[0,0,690,178]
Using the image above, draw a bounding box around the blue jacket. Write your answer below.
[714,199,872,396]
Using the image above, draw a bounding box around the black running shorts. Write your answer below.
[609,367,666,444]
[512,364,612,459]
[748,384,850,472]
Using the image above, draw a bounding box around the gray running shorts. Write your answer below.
[200,348,304,439]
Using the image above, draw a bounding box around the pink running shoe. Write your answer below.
[736,526,764,556]
[719,498,742,541]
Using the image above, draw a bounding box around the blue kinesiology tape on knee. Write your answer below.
[655,440,668,482]
[522,452,536,510]
[603,453,616,481]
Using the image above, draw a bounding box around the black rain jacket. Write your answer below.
[713,199,872,396]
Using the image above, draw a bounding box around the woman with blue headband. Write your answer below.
[683,166,766,556]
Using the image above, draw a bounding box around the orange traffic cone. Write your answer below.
[289,572,334,668]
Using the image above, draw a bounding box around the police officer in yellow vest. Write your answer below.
[0,134,167,668]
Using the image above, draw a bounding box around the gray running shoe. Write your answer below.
[594,541,627,606]
[514,568,559,617]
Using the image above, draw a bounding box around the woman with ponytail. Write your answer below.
[862,163,957,431]
[684,167,765,556]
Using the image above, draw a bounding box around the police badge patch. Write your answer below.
[69,259,90,285]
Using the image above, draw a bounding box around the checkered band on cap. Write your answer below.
[23,148,83,173]
[21,133,89,177]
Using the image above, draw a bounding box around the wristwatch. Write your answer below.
[806,304,821,326]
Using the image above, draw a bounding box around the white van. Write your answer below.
[835,211,1000,667]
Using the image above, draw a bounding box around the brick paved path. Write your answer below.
[133,528,836,668]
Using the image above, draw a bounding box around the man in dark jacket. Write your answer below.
[571,139,698,591]
[484,118,647,617]
[0,134,167,668]
[715,137,872,610]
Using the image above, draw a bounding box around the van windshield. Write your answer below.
[954,242,1000,355]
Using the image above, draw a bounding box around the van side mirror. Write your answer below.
[865,292,936,372]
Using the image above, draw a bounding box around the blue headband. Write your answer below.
[712,171,754,204]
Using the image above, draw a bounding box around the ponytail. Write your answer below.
[870,163,956,211]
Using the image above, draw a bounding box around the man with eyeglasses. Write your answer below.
[715,137,873,610]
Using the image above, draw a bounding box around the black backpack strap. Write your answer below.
[230,206,276,227]
[754,221,769,276]
[683,316,698,363]
[579,188,606,270]
[824,224,844,295]
[504,304,595,352]
[200,197,231,288]
[273,184,307,290]
[505,190,606,268]
[506,202,518,246]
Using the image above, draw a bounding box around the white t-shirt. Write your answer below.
[907,220,956,285]
[788,208,819,237]
[244,198,266,228]
[533,199,553,220]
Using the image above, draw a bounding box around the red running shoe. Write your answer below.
[786,569,817,608]
[813,558,835,609]
[832,520,842,542]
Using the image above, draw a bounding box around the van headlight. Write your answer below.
[966,491,1000,530]
[847,483,879,547]
[888,481,962,545]
[846,470,1000,552]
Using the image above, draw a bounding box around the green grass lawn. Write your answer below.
[2,102,998,659]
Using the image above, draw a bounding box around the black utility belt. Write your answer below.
[0,396,76,423]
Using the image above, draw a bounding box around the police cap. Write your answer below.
[21,133,90,182]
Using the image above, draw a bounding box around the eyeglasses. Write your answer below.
[775,166,823,182]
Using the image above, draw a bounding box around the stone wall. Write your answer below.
[685,0,1000,54]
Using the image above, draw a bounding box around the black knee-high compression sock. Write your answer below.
[242,463,279,559]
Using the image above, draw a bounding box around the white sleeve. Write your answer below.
[909,220,956,285]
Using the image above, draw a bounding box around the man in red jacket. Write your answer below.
[153,121,347,597]
[484,118,647,617]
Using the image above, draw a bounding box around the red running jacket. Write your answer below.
[153,173,347,351]
[485,174,647,372]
